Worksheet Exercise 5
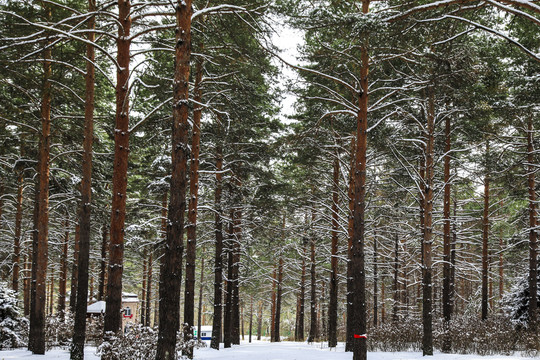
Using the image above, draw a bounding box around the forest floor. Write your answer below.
[0,341,536,359]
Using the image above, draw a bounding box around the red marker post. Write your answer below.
[354,334,367,339]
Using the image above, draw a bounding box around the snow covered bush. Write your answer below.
[97,324,197,360]
[367,314,537,355]
[0,282,26,349]
[85,314,104,346]
[436,315,519,355]
[503,272,540,329]
[45,312,74,349]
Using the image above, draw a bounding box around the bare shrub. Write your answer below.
[97,324,198,360]
[45,312,74,349]
[367,314,540,355]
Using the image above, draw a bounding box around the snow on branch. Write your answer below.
[421,14,540,63]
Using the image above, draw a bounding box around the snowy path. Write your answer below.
[0,342,535,359]
[195,341,534,360]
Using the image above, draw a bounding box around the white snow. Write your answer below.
[194,341,535,360]
[0,346,99,359]
[0,341,535,359]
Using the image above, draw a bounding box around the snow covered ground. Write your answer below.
[0,341,535,359]
[0,346,99,359]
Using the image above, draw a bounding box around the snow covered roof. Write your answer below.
[86,294,139,314]
[122,293,139,303]
[87,301,106,314]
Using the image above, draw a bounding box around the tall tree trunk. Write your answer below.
[527,117,538,329]
[307,236,318,342]
[12,144,24,293]
[57,218,69,319]
[98,224,108,301]
[183,57,204,358]
[481,140,490,321]
[104,0,131,339]
[351,3,369,359]
[346,136,355,352]
[71,2,96,357]
[422,86,435,356]
[156,1,192,358]
[210,143,224,350]
[328,155,339,347]
[29,12,52,352]
[442,114,452,353]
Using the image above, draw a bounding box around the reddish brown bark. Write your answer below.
[351,3,369,359]
[156,0,192,357]
[104,0,132,338]
[183,58,204,357]
[71,3,96,357]
[29,17,52,353]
